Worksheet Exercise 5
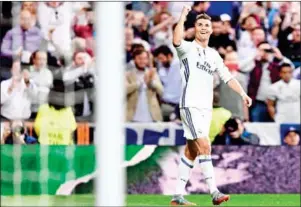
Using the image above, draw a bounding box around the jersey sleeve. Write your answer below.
[215,51,233,83]
[174,40,191,57]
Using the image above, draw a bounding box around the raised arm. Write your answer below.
[173,5,191,46]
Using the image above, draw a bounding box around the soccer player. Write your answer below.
[171,6,252,206]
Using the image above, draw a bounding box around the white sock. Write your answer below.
[198,155,218,195]
[175,155,194,196]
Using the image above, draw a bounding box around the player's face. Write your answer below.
[280,66,293,82]
[284,132,300,146]
[194,19,212,42]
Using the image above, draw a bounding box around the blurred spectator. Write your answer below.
[125,27,135,63]
[153,45,181,121]
[149,11,174,49]
[213,117,260,145]
[281,24,301,68]
[209,15,236,55]
[72,5,94,56]
[132,13,150,42]
[63,51,95,117]
[28,50,53,118]
[248,41,288,122]
[293,67,300,80]
[34,73,77,145]
[237,14,259,60]
[12,2,38,26]
[217,51,248,120]
[276,3,300,55]
[267,63,300,123]
[127,43,145,70]
[283,127,300,146]
[1,61,37,120]
[0,10,42,67]
[237,27,268,91]
[0,2,13,45]
[1,120,37,144]
[126,49,163,122]
[38,2,73,62]
[209,91,232,143]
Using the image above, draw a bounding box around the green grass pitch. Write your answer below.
[1,194,300,206]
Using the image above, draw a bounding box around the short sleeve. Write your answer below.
[215,52,232,83]
[174,40,192,58]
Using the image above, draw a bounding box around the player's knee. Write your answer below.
[184,144,198,160]
[196,138,211,155]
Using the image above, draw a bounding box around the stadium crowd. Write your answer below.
[0,2,300,145]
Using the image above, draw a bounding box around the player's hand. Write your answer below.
[242,94,252,107]
[181,5,191,18]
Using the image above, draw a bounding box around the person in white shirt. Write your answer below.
[171,6,252,206]
[1,61,37,120]
[267,63,300,123]
[28,50,53,118]
[63,52,96,117]
[38,2,72,57]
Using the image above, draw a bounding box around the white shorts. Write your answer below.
[180,107,212,140]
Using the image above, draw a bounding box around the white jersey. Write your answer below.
[175,40,233,110]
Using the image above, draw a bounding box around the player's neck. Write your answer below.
[194,38,208,48]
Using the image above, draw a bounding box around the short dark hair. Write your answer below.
[131,43,144,54]
[279,63,292,71]
[195,13,211,22]
[153,45,173,57]
[132,49,147,58]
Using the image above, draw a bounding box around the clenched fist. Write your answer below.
[181,5,191,18]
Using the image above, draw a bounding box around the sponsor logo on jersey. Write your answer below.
[196,61,214,75]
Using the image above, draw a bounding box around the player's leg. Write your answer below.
[171,109,198,206]
[174,140,198,195]
[171,143,198,206]
[191,108,230,205]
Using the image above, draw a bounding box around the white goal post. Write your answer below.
[95,2,125,206]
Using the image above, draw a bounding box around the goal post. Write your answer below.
[95,2,125,206]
